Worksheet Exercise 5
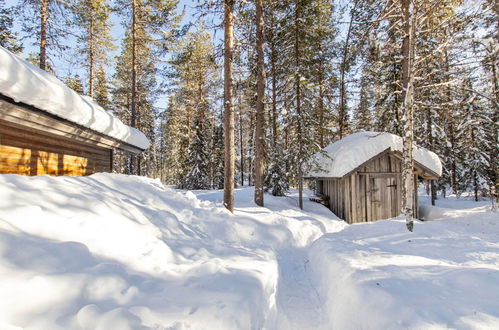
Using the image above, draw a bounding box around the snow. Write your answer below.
[0,173,344,329]
[0,46,150,150]
[0,173,497,329]
[305,131,442,178]
[308,195,499,329]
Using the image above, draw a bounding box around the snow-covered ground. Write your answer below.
[0,173,497,329]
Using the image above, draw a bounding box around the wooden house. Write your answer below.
[304,132,442,224]
[0,46,149,176]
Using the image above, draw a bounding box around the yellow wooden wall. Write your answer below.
[0,120,112,176]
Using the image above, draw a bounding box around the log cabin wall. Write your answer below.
[0,119,112,176]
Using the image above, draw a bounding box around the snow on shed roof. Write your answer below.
[304,131,442,178]
[0,46,150,150]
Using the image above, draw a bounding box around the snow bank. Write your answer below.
[305,131,442,178]
[0,173,344,329]
[0,46,149,150]
[308,208,499,329]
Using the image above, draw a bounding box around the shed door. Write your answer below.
[369,175,400,221]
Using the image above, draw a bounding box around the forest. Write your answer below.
[0,0,497,211]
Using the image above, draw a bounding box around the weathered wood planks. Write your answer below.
[313,152,427,224]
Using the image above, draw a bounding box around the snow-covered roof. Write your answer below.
[0,46,150,150]
[305,131,442,178]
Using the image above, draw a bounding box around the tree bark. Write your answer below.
[39,0,48,70]
[400,0,415,231]
[89,15,94,97]
[294,2,303,210]
[270,12,278,148]
[223,0,235,212]
[338,0,359,139]
[238,82,244,187]
[254,0,265,206]
[129,0,138,175]
[318,57,325,148]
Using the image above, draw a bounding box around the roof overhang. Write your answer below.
[304,148,441,180]
[0,94,144,155]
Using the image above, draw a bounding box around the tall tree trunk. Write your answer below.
[294,2,303,210]
[39,0,48,70]
[89,16,94,97]
[489,46,498,204]
[270,12,278,148]
[444,49,457,195]
[426,107,436,205]
[129,0,138,175]
[400,0,415,231]
[318,45,325,148]
[338,0,358,139]
[238,83,244,187]
[254,0,265,206]
[223,0,235,212]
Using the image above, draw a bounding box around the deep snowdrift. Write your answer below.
[0,173,497,329]
[309,197,499,329]
[0,173,344,330]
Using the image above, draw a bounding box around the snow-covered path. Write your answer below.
[274,247,326,330]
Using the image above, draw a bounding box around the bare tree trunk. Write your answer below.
[238,83,244,187]
[39,0,48,70]
[89,16,94,97]
[338,0,358,139]
[270,13,278,148]
[489,45,498,204]
[254,0,265,206]
[426,107,436,205]
[224,0,235,212]
[400,0,415,232]
[318,45,326,148]
[294,2,303,210]
[129,0,138,175]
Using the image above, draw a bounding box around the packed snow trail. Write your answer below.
[273,247,327,330]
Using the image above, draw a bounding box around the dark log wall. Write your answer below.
[0,119,112,176]
[317,153,420,224]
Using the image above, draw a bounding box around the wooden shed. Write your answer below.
[304,132,442,224]
[0,46,149,176]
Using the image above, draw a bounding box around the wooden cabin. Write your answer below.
[0,47,149,176]
[305,132,442,224]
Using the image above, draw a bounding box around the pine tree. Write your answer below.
[114,0,180,175]
[73,0,115,97]
[264,148,289,196]
[0,0,22,52]
[94,66,110,109]
[160,23,219,188]
[111,30,158,176]
[19,0,71,70]
[183,116,211,189]
[211,121,225,189]
[65,74,85,94]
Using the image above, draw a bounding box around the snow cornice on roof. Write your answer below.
[304,131,442,179]
[0,46,150,151]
